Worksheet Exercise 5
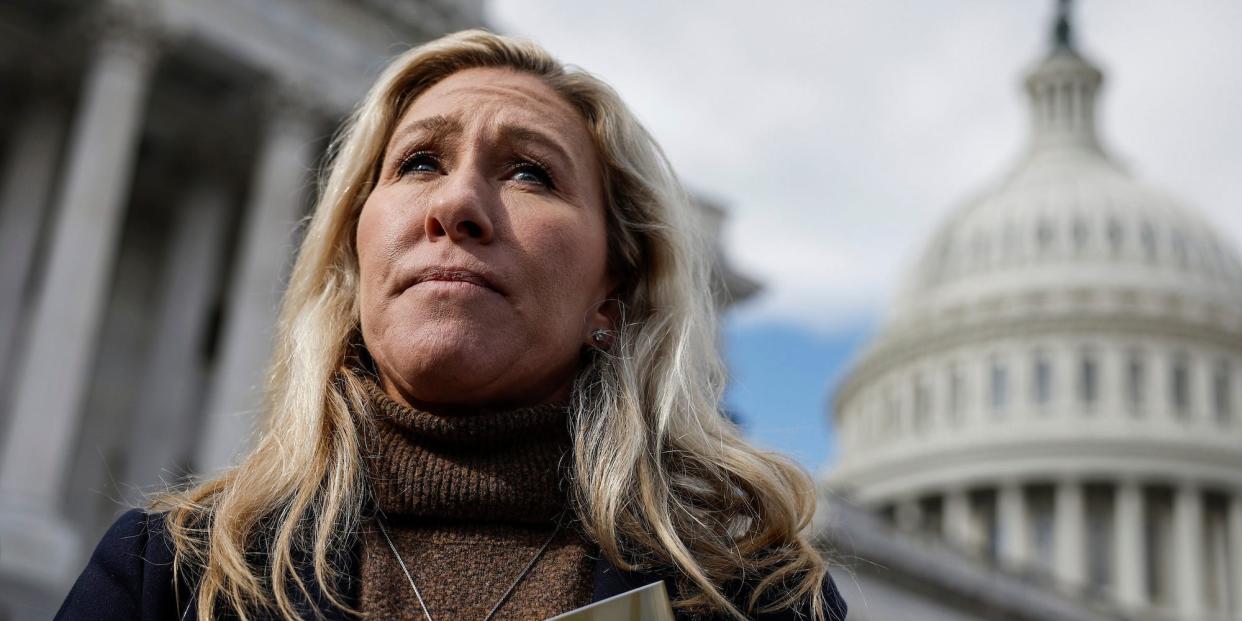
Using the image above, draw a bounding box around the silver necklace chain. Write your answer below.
[374,511,567,621]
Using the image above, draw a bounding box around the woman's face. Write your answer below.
[357,67,612,410]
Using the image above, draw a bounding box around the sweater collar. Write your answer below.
[358,377,574,523]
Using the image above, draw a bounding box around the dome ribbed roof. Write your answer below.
[890,33,1242,326]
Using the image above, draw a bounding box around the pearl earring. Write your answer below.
[591,329,608,344]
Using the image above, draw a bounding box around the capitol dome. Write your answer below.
[827,5,1242,621]
[890,33,1242,332]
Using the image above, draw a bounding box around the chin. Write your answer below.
[377,325,506,400]
[367,315,579,407]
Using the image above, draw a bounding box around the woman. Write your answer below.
[56,30,847,621]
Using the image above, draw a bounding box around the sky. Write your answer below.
[485,1,1242,472]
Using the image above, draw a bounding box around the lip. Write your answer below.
[403,266,503,295]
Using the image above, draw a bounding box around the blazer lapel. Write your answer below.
[590,555,680,605]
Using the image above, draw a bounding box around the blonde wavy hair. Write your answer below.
[157,29,829,621]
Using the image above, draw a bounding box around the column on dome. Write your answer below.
[196,84,321,475]
[998,480,1030,568]
[0,76,68,402]
[943,488,976,552]
[1172,482,1205,618]
[1100,344,1123,419]
[0,8,158,587]
[122,178,231,494]
[1112,478,1146,609]
[1054,478,1086,587]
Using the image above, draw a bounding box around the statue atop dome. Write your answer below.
[1053,0,1074,50]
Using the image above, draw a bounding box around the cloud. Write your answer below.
[487,1,1242,333]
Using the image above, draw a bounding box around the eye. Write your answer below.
[508,160,555,189]
[396,152,442,177]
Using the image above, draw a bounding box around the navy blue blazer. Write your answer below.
[56,509,846,620]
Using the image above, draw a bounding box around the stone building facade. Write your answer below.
[0,3,767,617]
[0,0,485,616]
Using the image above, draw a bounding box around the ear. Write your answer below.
[584,288,622,349]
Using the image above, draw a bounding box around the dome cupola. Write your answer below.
[1024,0,1105,155]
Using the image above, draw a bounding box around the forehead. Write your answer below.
[398,67,589,143]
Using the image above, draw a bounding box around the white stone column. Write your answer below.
[196,88,319,474]
[1054,479,1086,588]
[122,180,231,495]
[1230,492,1242,620]
[1113,479,1146,610]
[999,481,1030,568]
[0,15,157,588]
[1172,482,1204,619]
[0,86,68,403]
[944,488,974,551]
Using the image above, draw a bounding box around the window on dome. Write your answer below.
[1107,217,1124,256]
[913,375,932,432]
[1032,351,1052,407]
[1170,354,1191,417]
[1003,224,1019,264]
[868,394,883,441]
[884,390,901,435]
[1213,359,1232,424]
[948,364,965,424]
[1171,231,1189,270]
[1079,351,1099,408]
[973,232,990,268]
[936,238,953,283]
[1072,218,1089,254]
[1127,352,1146,414]
[1037,220,1055,255]
[1141,223,1157,263]
[990,359,1008,413]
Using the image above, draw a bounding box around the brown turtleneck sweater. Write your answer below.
[356,379,597,620]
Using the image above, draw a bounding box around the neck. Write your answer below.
[357,376,574,523]
[375,372,575,417]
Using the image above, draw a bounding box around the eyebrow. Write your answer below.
[388,115,465,151]
[386,115,581,178]
[495,124,576,173]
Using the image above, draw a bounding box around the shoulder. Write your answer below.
[818,572,849,621]
[740,570,848,621]
[55,509,183,621]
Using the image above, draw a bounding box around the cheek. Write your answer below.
[518,214,610,316]
[357,188,422,276]
[355,205,382,307]
[355,193,406,327]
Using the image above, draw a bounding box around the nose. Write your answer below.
[425,167,495,244]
